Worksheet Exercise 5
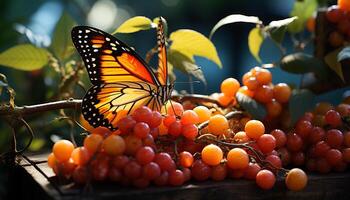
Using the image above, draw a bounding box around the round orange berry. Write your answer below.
[245,120,265,140]
[273,83,291,103]
[227,148,249,169]
[53,140,75,162]
[201,144,223,166]
[208,115,229,135]
[220,78,240,98]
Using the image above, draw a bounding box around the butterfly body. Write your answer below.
[72,18,172,130]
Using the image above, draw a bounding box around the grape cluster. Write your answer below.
[240,67,291,119]
[325,5,350,48]
[47,66,310,191]
[48,104,307,191]
[276,102,350,174]
[212,67,291,122]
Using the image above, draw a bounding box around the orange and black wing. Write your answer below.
[71,26,159,86]
[81,82,162,130]
[156,17,168,86]
[71,26,162,129]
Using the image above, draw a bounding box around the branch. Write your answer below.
[0,99,82,117]
[0,94,219,117]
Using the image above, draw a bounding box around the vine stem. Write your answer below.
[0,94,219,117]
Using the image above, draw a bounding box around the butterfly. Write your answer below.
[71,17,173,130]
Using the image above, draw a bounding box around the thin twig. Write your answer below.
[15,118,34,154]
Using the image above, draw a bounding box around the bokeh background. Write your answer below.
[0,0,323,98]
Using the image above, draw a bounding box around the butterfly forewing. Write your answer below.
[71,26,158,85]
[82,82,162,130]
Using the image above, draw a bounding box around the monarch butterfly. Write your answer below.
[71,17,173,130]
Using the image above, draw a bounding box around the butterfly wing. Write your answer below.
[71,26,159,85]
[156,17,168,86]
[71,26,163,129]
[82,82,162,130]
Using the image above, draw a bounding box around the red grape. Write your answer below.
[325,129,344,149]
[133,122,150,139]
[136,146,155,165]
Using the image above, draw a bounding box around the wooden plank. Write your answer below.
[20,154,350,200]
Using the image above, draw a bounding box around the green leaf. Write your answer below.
[338,46,350,62]
[209,14,262,39]
[280,52,328,80]
[0,44,49,71]
[28,138,46,151]
[236,92,267,120]
[168,50,206,84]
[112,16,153,34]
[170,29,222,68]
[248,27,264,63]
[280,53,328,79]
[267,17,298,43]
[288,0,318,33]
[50,12,76,60]
[324,49,344,81]
[289,89,315,124]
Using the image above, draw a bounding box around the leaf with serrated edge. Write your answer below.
[289,89,315,124]
[210,14,262,39]
[325,49,344,81]
[248,27,264,63]
[0,44,49,71]
[113,16,152,34]
[50,12,76,60]
[170,29,222,68]
[236,92,266,120]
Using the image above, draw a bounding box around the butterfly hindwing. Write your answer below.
[82,82,163,130]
